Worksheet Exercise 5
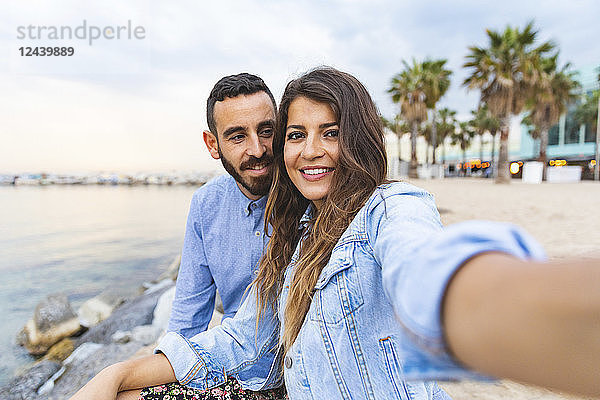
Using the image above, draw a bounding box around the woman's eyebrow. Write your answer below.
[319,122,338,129]
[286,122,338,130]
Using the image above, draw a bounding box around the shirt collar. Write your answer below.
[246,195,268,215]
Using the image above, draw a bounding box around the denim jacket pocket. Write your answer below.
[379,336,429,400]
[309,246,364,325]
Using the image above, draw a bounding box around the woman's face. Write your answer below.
[284,96,340,210]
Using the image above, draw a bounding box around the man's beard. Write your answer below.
[219,149,273,197]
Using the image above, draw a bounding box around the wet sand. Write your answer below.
[407,178,600,400]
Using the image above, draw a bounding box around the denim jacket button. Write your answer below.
[284,355,293,369]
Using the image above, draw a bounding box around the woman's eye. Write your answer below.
[325,129,339,138]
[287,131,304,140]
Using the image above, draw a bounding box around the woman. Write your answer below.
[71,68,600,400]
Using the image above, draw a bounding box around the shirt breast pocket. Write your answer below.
[308,245,364,325]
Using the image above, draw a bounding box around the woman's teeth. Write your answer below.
[302,168,332,175]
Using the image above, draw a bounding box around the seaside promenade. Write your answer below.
[412,178,599,400]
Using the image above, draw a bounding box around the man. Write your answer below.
[168,72,277,338]
[112,74,285,400]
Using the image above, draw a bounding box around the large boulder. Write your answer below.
[43,338,75,363]
[77,287,137,327]
[75,284,172,346]
[43,342,143,399]
[152,285,176,331]
[0,360,61,400]
[17,293,82,355]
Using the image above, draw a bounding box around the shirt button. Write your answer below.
[284,355,293,369]
[255,231,261,237]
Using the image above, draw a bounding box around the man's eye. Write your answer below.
[287,131,303,140]
[260,129,273,137]
[230,134,245,142]
[324,129,339,137]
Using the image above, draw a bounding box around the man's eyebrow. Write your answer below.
[222,126,245,138]
[257,119,275,130]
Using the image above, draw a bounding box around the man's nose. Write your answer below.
[246,133,266,158]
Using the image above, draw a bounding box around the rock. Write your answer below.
[43,338,75,363]
[111,330,132,344]
[75,284,172,346]
[0,360,61,400]
[156,254,181,282]
[152,285,175,330]
[46,342,143,399]
[18,293,82,355]
[144,278,173,294]
[132,325,163,345]
[77,287,136,327]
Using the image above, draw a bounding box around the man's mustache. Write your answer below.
[240,154,274,170]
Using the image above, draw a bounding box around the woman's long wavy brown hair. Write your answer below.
[255,67,388,356]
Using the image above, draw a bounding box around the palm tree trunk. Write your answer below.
[409,120,418,178]
[462,146,467,177]
[479,135,484,163]
[491,131,497,177]
[496,116,511,184]
[431,108,438,165]
[396,131,402,177]
[539,128,549,181]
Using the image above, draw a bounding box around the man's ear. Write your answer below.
[203,130,220,160]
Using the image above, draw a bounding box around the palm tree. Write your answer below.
[422,59,452,166]
[574,67,600,180]
[463,21,555,183]
[429,108,458,166]
[469,104,500,172]
[381,114,409,170]
[389,59,428,178]
[452,121,476,176]
[525,56,580,180]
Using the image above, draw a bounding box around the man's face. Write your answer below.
[211,92,276,199]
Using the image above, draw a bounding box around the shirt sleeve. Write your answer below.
[156,284,283,391]
[371,191,546,380]
[168,192,216,337]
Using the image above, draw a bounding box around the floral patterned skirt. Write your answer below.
[138,379,287,400]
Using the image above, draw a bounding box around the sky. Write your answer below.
[1,0,599,173]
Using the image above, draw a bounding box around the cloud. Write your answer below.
[1,0,599,172]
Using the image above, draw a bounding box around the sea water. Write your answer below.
[0,183,199,385]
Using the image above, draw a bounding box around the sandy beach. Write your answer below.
[406,178,600,400]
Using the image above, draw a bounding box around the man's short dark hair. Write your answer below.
[206,73,277,136]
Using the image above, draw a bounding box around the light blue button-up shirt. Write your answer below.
[168,174,268,338]
[157,182,546,399]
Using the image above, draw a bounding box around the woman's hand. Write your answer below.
[69,354,177,400]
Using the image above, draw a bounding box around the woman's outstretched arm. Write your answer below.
[69,353,175,400]
[443,253,600,397]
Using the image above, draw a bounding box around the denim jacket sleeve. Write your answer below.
[155,284,283,391]
[369,186,546,380]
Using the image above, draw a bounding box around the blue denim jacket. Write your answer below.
[156,182,546,399]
